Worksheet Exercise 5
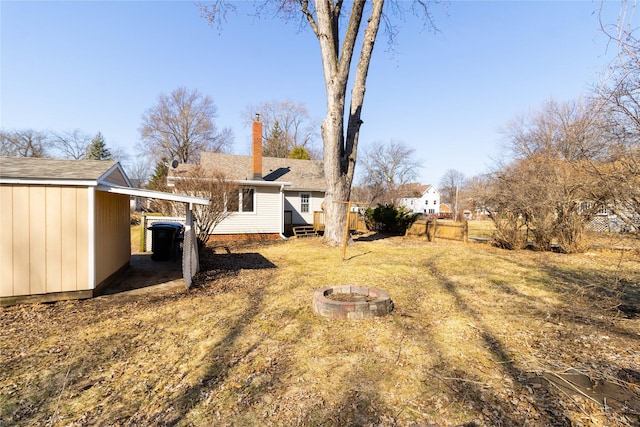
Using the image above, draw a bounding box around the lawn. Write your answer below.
[1,235,639,426]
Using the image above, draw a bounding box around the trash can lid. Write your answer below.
[147,222,184,230]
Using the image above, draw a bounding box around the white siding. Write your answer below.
[400,187,441,214]
[213,186,282,234]
[285,191,324,225]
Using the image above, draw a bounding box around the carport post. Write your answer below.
[182,203,199,289]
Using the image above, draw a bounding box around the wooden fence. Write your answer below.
[313,211,367,232]
[406,219,468,243]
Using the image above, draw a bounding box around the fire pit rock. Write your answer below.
[312,285,394,319]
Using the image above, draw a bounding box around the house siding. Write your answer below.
[0,184,90,298]
[285,190,325,225]
[400,186,441,214]
[212,186,283,234]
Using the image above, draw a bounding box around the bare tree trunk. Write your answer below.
[310,0,384,244]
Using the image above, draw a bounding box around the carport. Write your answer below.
[97,184,209,289]
[0,157,208,306]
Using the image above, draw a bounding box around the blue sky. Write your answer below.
[0,1,628,187]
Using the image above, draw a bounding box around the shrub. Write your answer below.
[366,204,419,234]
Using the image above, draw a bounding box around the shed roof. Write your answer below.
[0,157,131,187]
[170,152,327,192]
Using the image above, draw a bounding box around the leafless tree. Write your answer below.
[199,1,437,245]
[438,169,466,220]
[171,164,239,247]
[491,98,609,252]
[357,140,421,206]
[51,129,92,159]
[593,6,640,230]
[123,157,154,188]
[139,86,233,164]
[0,129,49,157]
[243,100,320,159]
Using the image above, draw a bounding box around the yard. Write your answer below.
[1,234,639,426]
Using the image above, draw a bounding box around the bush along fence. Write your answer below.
[405,219,469,243]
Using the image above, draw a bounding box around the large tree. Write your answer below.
[139,86,233,164]
[51,129,93,160]
[0,129,49,157]
[200,1,434,244]
[357,140,421,206]
[243,100,320,159]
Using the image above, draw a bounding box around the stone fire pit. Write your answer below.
[312,285,394,319]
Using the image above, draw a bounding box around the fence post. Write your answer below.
[463,220,469,243]
[433,219,438,242]
[139,215,147,253]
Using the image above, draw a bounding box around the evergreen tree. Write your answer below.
[263,120,290,158]
[147,158,169,191]
[288,146,311,160]
[86,132,112,160]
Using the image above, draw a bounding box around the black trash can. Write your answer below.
[148,222,184,261]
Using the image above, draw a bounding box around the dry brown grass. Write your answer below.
[1,235,639,426]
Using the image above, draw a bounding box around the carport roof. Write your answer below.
[98,185,210,205]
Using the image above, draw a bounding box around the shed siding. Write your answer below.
[94,191,130,285]
[0,187,14,297]
[29,186,46,294]
[0,185,90,297]
[103,168,129,186]
[213,187,282,234]
[45,187,63,293]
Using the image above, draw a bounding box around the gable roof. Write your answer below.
[171,152,326,192]
[398,182,435,198]
[0,157,130,187]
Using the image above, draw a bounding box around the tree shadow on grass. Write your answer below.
[424,259,574,426]
[191,249,278,287]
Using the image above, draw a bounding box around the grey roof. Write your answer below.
[0,157,118,181]
[171,152,327,192]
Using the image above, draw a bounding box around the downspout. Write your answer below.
[279,184,288,240]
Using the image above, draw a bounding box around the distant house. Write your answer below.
[398,183,441,215]
[0,157,208,305]
[168,119,326,238]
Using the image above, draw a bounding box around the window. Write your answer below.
[226,188,255,213]
[428,208,435,214]
[241,188,255,212]
[300,193,310,213]
[433,200,437,205]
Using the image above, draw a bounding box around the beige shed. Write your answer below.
[0,157,208,306]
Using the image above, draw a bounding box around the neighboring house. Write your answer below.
[440,203,452,216]
[0,157,208,305]
[398,183,441,215]
[168,119,326,238]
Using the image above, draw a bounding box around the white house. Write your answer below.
[398,183,441,215]
[168,119,326,239]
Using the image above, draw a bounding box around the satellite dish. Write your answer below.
[171,159,179,169]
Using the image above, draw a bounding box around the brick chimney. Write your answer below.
[252,114,262,179]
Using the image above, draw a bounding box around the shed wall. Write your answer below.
[0,185,90,297]
[94,191,130,286]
